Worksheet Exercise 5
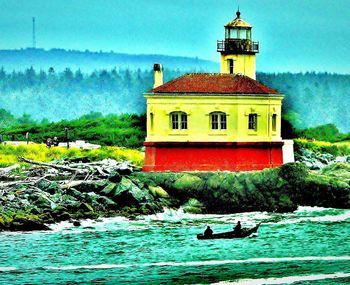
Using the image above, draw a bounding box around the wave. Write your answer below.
[213,272,350,285]
[46,206,350,234]
[49,216,130,232]
[271,210,350,225]
[0,267,17,272]
[44,256,350,271]
[3,256,350,274]
[294,206,330,212]
[139,206,350,225]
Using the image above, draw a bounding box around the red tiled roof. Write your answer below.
[150,73,279,94]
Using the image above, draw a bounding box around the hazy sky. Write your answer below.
[1,0,350,73]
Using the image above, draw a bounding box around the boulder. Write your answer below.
[116,162,133,176]
[149,186,169,198]
[60,195,80,211]
[275,195,297,213]
[321,162,350,179]
[74,181,108,193]
[34,195,54,209]
[9,217,50,231]
[182,198,204,214]
[52,205,68,217]
[278,162,309,183]
[174,174,202,192]
[65,188,84,199]
[101,183,117,196]
[79,202,94,213]
[108,171,122,183]
[112,177,154,206]
[35,179,60,195]
[56,212,72,221]
[97,196,118,209]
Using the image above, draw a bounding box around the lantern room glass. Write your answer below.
[225,28,251,40]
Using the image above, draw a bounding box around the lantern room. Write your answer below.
[224,11,252,41]
[218,10,259,79]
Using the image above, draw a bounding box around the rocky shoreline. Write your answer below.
[296,147,350,170]
[1,153,350,232]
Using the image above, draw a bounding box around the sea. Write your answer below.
[0,206,350,284]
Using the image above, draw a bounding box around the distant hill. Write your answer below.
[0,50,349,132]
[0,48,219,73]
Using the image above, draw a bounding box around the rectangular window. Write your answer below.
[272,114,277,132]
[181,113,187,129]
[228,59,234,74]
[220,114,227,129]
[171,113,179,129]
[211,114,219,129]
[239,29,247,39]
[248,114,257,131]
[150,113,154,131]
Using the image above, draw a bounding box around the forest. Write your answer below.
[0,67,349,132]
[0,65,350,146]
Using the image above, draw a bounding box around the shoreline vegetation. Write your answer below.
[1,141,350,232]
[1,111,350,232]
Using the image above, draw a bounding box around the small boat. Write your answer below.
[197,223,261,240]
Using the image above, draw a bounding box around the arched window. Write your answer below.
[170,112,187,130]
[210,112,227,130]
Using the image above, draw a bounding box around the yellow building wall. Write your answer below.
[145,94,283,142]
[220,54,256,79]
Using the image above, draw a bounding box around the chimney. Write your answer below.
[153,63,163,88]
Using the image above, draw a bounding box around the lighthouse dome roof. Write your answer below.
[225,11,252,28]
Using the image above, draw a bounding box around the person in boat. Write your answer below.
[204,226,213,237]
[233,221,242,234]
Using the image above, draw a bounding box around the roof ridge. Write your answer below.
[149,73,279,94]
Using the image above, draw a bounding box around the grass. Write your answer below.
[0,113,146,149]
[295,138,350,156]
[0,144,145,167]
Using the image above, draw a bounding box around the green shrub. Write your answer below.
[278,162,309,183]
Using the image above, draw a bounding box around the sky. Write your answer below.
[1,0,350,73]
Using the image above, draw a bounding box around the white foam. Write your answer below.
[47,207,350,233]
[49,216,130,232]
[213,272,350,285]
[46,264,130,270]
[0,267,17,272]
[272,210,350,225]
[141,208,270,228]
[295,206,329,213]
[43,256,350,271]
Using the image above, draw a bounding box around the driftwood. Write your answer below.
[18,156,89,174]
[0,164,20,174]
[0,156,137,194]
[60,180,98,189]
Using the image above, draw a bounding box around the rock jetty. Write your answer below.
[1,156,350,231]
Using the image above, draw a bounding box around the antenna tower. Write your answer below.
[32,17,36,48]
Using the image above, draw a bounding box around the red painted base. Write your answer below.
[142,141,284,172]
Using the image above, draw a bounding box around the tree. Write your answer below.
[17,113,35,125]
[0,108,16,128]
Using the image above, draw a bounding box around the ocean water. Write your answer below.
[0,206,350,284]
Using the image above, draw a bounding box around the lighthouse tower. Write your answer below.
[217,9,259,79]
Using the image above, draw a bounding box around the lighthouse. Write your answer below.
[218,9,258,79]
[142,10,287,172]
